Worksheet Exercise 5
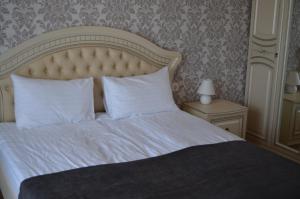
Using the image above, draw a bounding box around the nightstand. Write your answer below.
[279,92,300,146]
[182,99,248,138]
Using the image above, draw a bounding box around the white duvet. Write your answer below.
[0,110,241,199]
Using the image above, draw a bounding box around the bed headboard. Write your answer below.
[0,26,181,122]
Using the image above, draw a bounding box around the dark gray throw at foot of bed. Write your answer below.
[19,141,300,199]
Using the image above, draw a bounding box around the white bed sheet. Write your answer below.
[0,110,241,199]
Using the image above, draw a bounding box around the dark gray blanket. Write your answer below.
[19,141,300,199]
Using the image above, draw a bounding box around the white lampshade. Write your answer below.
[286,71,300,85]
[197,79,215,95]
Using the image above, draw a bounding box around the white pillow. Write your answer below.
[11,75,95,129]
[102,67,178,119]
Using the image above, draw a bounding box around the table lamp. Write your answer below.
[286,71,300,93]
[197,79,215,104]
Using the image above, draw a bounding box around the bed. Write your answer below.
[0,26,300,199]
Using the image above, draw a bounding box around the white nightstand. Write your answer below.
[279,92,300,146]
[182,99,248,138]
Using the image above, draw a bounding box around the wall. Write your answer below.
[287,0,300,71]
[0,0,251,104]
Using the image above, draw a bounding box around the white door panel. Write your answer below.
[253,0,280,38]
[247,63,273,139]
[246,0,282,142]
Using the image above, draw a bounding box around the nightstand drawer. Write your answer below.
[212,118,242,136]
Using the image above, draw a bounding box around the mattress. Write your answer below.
[0,110,240,199]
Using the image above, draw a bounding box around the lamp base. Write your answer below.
[286,85,298,94]
[200,95,212,104]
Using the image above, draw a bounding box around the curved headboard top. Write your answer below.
[0,26,182,122]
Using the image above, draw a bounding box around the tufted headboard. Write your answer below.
[0,26,181,122]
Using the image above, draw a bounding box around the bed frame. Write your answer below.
[0,26,182,122]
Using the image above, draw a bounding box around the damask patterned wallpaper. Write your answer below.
[287,0,300,71]
[0,0,251,104]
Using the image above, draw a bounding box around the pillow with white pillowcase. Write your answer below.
[11,75,95,129]
[102,67,178,119]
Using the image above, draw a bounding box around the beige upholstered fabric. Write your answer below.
[0,26,181,122]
